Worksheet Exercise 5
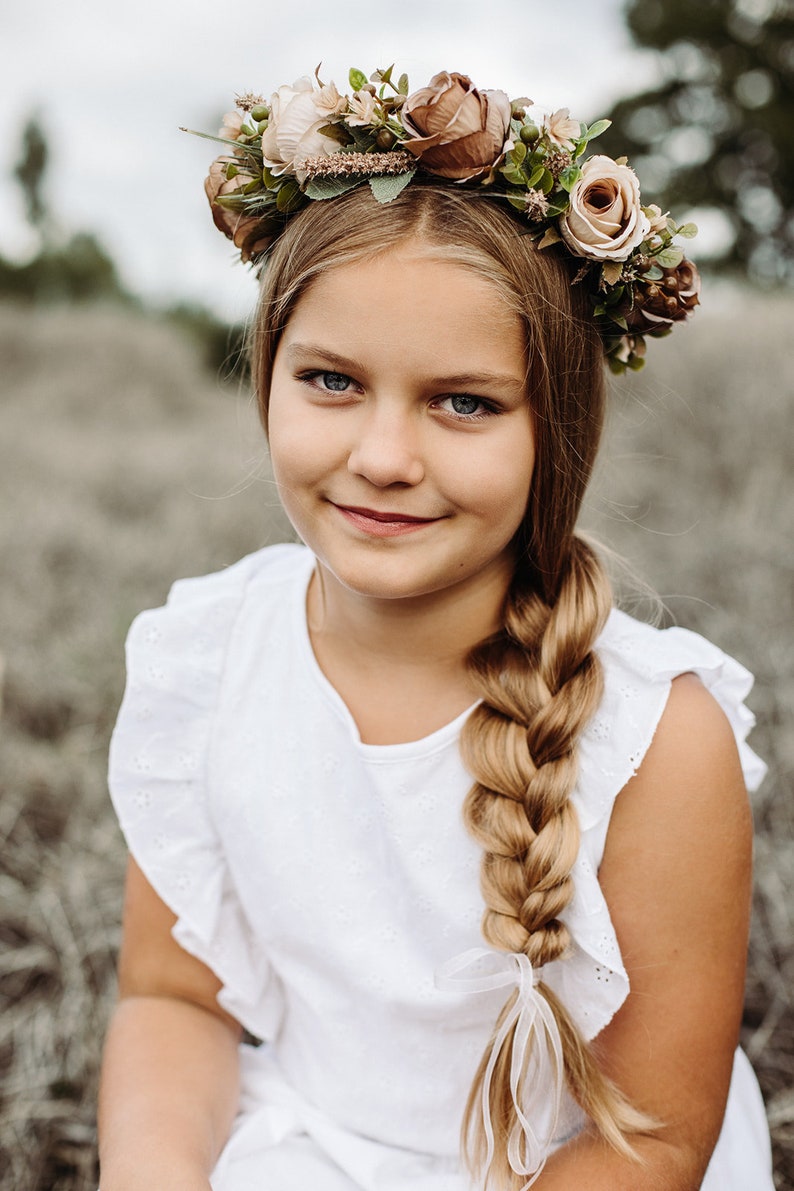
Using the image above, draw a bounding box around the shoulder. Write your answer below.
[600,671,753,952]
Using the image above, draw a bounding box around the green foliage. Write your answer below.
[602,0,794,282]
[0,233,130,305]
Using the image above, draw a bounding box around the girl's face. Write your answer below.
[267,247,535,610]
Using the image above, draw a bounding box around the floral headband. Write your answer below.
[189,65,700,373]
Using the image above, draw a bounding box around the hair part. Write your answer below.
[250,183,657,1184]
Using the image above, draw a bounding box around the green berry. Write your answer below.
[251,104,269,121]
[520,123,539,144]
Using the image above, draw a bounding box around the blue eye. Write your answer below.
[320,372,351,391]
[449,395,481,416]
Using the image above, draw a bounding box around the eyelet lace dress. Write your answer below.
[108,544,774,1191]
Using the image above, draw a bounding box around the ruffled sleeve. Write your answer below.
[542,608,767,1041]
[108,550,285,1040]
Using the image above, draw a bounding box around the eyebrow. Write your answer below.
[284,343,526,394]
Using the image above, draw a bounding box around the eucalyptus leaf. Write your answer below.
[656,246,684,269]
[349,68,368,91]
[539,168,555,195]
[501,167,526,187]
[643,265,664,281]
[511,141,527,165]
[558,165,582,193]
[526,164,545,188]
[583,118,611,141]
[369,170,416,204]
[304,175,362,201]
[398,72,410,96]
[677,222,698,239]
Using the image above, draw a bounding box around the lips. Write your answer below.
[331,503,442,538]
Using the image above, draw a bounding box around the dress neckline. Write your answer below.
[292,550,479,762]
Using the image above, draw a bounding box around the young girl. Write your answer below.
[98,68,775,1190]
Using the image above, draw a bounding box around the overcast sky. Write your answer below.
[1,0,657,319]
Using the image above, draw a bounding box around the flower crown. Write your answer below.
[189,65,700,373]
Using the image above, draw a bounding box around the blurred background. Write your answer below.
[1,0,792,1186]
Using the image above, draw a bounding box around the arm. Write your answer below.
[535,673,754,1190]
[98,858,242,1191]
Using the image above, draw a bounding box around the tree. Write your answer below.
[602,0,794,283]
[14,116,50,242]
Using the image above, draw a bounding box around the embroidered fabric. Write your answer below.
[108,543,770,1189]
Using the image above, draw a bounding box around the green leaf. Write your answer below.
[511,141,527,165]
[583,118,611,142]
[317,122,353,146]
[262,167,281,190]
[677,222,698,239]
[539,168,555,195]
[397,72,409,96]
[655,246,684,269]
[369,170,416,203]
[304,175,362,201]
[526,164,546,188]
[506,190,529,212]
[500,167,526,187]
[372,64,394,87]
[349,68,368,92]
[643,264,664,281]
[558,165,582,193]
[276,180,303,213]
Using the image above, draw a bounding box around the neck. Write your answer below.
[308,558,513,671]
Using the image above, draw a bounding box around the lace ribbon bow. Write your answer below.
[435,947,564,1189]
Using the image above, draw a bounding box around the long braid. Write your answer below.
[460,536,654,1186]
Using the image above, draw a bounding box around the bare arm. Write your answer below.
[535,674,754,1190]
[98,858,242,1190]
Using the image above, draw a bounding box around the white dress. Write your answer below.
[108,543,774,1190]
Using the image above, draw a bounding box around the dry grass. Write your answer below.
[0,293,791,1189]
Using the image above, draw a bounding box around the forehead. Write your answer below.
[282,249,527,380]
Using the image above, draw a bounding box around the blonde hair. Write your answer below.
[251,184,654,1185]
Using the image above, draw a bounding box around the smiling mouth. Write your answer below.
[332,503,442,537]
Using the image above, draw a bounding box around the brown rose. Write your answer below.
[204,156,272,262]
[626,258,701,333]
[401,71,512,181]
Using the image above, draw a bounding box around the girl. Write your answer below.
[98,68,774,1190]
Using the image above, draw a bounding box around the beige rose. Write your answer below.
[204,157,271,262]
[261,77,343,179]
[559,155,651,261]
[401,71,512,181]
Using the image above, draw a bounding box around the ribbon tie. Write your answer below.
[435,947,563,1189]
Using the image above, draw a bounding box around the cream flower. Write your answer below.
[347,90,379,127]
[314,80,347,117]
[559,155,651,261]
[219,111,245,141]
[261,76,343,178]
[544,108,580,149]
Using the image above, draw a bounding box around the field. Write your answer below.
[0,294,792,1189]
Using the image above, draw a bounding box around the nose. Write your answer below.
[347,400,425,488]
